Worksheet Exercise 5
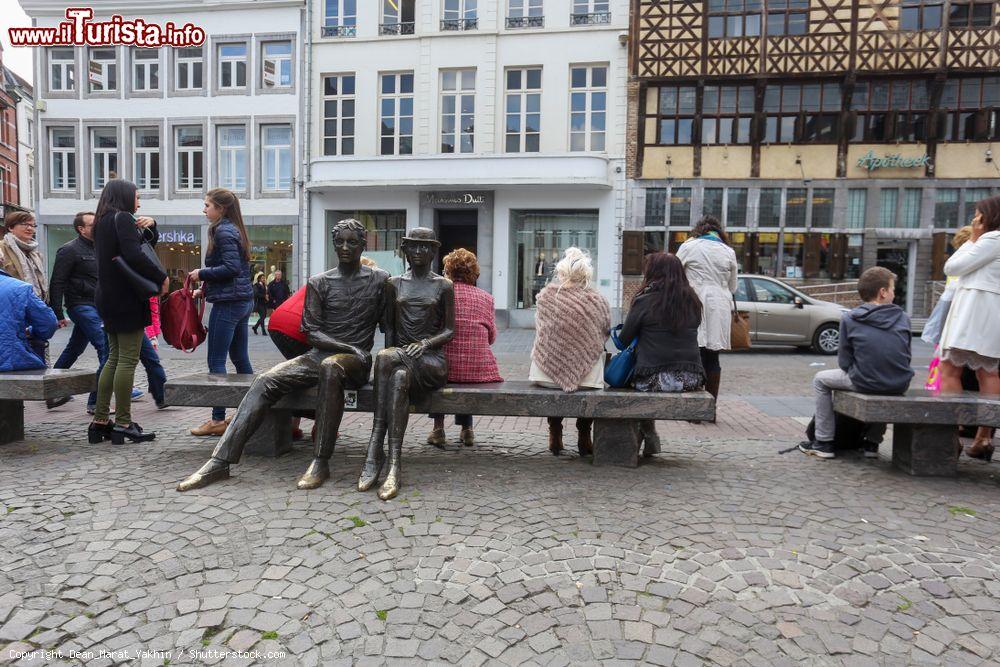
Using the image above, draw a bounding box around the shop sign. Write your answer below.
[424,192,486,206]
[856,150,931,172]
[159,228,198,244]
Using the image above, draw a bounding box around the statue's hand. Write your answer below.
[404,341,426,358]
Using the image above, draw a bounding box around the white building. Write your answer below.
[22,0,304,287]
[304,0,629,325]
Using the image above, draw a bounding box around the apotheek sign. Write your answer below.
[425,192,486,206]
[857,150,931,172]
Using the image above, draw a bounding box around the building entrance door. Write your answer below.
[435,209,478,273]
[876,242,915,313]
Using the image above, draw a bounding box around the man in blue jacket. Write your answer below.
[0,268,58,372]
[800,267,914,460]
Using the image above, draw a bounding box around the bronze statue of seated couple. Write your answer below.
[176,220,455,501]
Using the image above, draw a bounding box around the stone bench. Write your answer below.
[0,369,97,445]
[833,389,1000,476]
[164,374,716,468]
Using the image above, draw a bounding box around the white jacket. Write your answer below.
[939,230,1000,359]
[676,237,739,351]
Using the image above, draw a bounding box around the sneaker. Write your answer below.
[131,388,143,400]
[862,440,879,459]
[190,420,227,437]
[799,440,835,459]
[86,404,96,416]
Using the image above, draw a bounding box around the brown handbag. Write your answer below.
[730,294,751,350]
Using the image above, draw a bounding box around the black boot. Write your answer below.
[110,422,156,444]
[177,457,230,492]
[358,419,388,491]
[577,419,593,456]
[640,420,661,457]
[88,421,113,444]
[548,417,564,456]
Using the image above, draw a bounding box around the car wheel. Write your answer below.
[812,323,840,355]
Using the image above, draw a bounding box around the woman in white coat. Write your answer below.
[938,194,1000,461]
[676,215,739,400]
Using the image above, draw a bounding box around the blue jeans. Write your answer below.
[53,304,108,407]
[207,299,254,421]
[139,335,167,405]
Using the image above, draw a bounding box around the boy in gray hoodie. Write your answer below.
[800,267,914,459]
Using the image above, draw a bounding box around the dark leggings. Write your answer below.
[700,348,721,374]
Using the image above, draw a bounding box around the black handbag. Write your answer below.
[113,219,165,298]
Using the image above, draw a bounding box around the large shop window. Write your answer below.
[655,85,696,145]
[702,188,724,220]
[934,188,960,227]
[811,189,835,228]
[645,188,666,226]
[512,210,598,309]
[702,85,753,145]
[851,80,931,143]
[939,77,1000,142]
[759,188,782,227]
[878,188,922,228]
[45,225,77,277]
[248,226,294,286]
[785,188,807,226]
[326,210,406,275]
[847,189,867,228]
[964,188,991,224]
[157,226,202,292]
[727,188,748,226]
[763,82,840,144]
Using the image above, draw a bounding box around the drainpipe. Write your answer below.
[299,0,313,283]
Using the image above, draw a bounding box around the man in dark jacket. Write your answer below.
[47,212,108,409]
[0,268,58,372]
[800,267,914,460]
[267,269,290,308]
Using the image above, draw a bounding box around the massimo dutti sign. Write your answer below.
[857,150,931,172]
[424,192,487,206]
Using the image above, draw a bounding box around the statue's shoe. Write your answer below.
[377,468,400,501]
[176,458,230,492]
[297,458,330,490]
[357,451,385,491]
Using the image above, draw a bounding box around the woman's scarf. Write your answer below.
[532,282,611,392]
[4,233,48,301]
[699,231,724,243]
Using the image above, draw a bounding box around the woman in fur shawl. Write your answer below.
[529,247,610,456]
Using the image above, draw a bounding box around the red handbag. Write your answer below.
[161,274,207,352]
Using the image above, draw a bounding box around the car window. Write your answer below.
[734,278,750,302]
[750,278,796,304]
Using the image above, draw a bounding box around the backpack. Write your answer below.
[161,274,207,352]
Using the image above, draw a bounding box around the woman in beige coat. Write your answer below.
[675,215,738,400]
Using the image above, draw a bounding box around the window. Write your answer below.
[847,189,867,228]
[262,41,292,88]
[878,189,898,228]
[655,85,696,145]
[645,188,666,226]
[512,210,598,309]
[939,77,1000,142]
[441,70,476,154]
[759,189,782,227]
[382,0,416,34]
[811,188,835,228]
[49,128,76,190]
[750,277,796,304]
[949,2,994,28]
[218,126,248,191]
[766,0,808,35]
[91,128,117,190]
[329,210,406,275]
[88,48,117,92]
[900,0,943,31]
[701,85,753,144]
[727,188,748,226]
[324,0,358,36]
[569,65,607,152]
[786,188,807,226]
[507,0,544,28]
[964,188,990,223]
[133,128,160,191]
[175,47,203,90]
[900,188,922,228]
[26,120,33,147]
[218,43,247,89]
[262,125,292,192]
[851,80,931,142]
[175,126,204,191]
[505,68,541,153]
[323,74,356,156]
[934,188,959,227]
[443,0,478,30]
[708,0,762,39]
[764,82,841,143]
[571,0,611,24]
[703,188,724,219]
[132,48,159,91]
[670,188,692,227]
[49,48,75,92]
[380,72,414,155]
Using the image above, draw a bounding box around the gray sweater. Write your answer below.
[838,302,914,395]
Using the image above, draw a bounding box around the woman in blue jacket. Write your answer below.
[189,188,254,436]
[0,268,58,372]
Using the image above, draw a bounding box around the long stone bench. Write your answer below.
[164,373,716,468]
[0,369,97,445]
[833,389,1000,476]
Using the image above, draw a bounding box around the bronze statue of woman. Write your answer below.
[358,227,455,500]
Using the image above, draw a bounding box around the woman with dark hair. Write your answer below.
[937,194,1000,461]
[620,252,705,455]
[251,272,268,335]
[675,215,738,401]
[189,188,254,437]
[88,179,168,444]
[1,211,48,303]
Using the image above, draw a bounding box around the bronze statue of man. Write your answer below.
[358,227,455,500]
[177,219,388,492]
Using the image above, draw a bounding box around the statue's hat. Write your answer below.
[401,227,441,246]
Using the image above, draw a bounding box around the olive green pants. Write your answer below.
[94,329,143,427]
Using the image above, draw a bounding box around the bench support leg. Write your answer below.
[245,410,293,458]
[892,424,958,477]
[592,419,640,468]
[0,400,24,446]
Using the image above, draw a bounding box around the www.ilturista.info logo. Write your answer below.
[8,8,205,48]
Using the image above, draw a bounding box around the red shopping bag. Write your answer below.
[161,275,207,352]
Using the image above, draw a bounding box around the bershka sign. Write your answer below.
[856,150,931,172]
[424,192,486,206]
[159,229,198,243]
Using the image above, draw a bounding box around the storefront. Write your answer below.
[156,225,202,292]
[326,210,406,276]
[248,225,294,284]
[511,210,599,309]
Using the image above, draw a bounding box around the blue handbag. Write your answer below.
[604,324,637,388]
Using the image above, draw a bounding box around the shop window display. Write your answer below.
[157,226,202,292]
[327,210,406,275]
[248,225,294,285]
[512,210,598,309]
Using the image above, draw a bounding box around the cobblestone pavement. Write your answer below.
[3,328,998,666]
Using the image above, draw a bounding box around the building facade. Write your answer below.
[628,0,1000,316]
[22,0,303,287]
[6,68,36,214]
[0,45,24,224]
[305,0,629,326]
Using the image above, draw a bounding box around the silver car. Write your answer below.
[735,275,848,354]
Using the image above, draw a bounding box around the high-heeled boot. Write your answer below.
[639,420,661,457]
[378,438,403,501]
[577,419,593,456]
[547,417,563,455]
[358,419,388,491]
[966,438,995,462]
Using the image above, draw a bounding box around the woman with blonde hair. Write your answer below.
[529,247,610,455]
